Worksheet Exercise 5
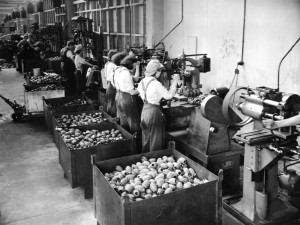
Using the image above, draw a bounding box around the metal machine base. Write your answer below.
[223,194,300,225]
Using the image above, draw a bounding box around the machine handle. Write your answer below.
[263,113,284,121]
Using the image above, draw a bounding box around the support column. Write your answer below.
[145,0,164,48]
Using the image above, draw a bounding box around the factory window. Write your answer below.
[74,0,146,51]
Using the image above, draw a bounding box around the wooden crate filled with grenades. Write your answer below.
[58,122,136,199]
[43,95,95,132]
[52,108,114,149]
[92,142,222,225]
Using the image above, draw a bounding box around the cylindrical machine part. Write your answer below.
[263,99,282,108]
[263,113,284,121]
[210,87,229,99]
[237,101,264,120]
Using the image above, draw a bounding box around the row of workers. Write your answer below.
[104,50,181,153]
[60,41,97,96]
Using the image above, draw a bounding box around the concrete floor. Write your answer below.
[0,69,96,225]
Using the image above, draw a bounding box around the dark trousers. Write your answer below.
[140,103,166,152]
[106,81,117,117]
[61,62,76,96]
[116,90,142,150]
[75,69,86,95]
[116,91,140,134]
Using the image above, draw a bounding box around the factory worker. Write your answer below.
[60,41,76,96]
[114,55,141,135]
[104,49,118,116]
[137,59,180,152]
[17,33,35,59]
[74,44,97,95]
[263,114,300,129]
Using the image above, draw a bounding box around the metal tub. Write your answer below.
[43,95,95,132]
[93,144,222,225]
[24,84,65,114]
[52,109,114,150]
[58,122,136,199]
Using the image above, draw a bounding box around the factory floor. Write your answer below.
[0,69,96,225]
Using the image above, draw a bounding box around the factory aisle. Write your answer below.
[0,69,96,225]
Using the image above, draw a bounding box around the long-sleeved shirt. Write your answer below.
[105,61,117,83]
[74,54,86,71]
[114,66,135,93]
[137,76,177,105]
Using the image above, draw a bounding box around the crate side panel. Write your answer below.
[58,133,77,188]
[26,90,65,113]
[130,182,218,225]
[94,139,133,163]
[94,165,126,225]
[97,149,173,173]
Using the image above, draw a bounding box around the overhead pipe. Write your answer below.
[154,0,184,49]
[107,0,111,49]
[129,0,132,48]
[239,0,246,65]
[143,0,146,46]
[232,0,246,88]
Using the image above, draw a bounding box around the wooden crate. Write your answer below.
[43,95,95,132]
[25,72,65,86]
[93,144,222,225]
[52,109,114,150]
[24,85,65,114]
[58,122,136,199]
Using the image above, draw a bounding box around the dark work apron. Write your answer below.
[61,47,76,96]
[140,78,166,152]
[75,69,86,95]
[116,90,140,135]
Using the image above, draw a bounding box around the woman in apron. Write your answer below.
[106,51,127,116]
[74,44,97,95]
[114,55,140,135]
[137,59,180,152]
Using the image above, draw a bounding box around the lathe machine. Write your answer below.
[222,86,300,225]
[163,52,244,192]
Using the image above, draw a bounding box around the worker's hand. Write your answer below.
[135,61,140,68]
[262,119,278,130]
[172,74,180,82]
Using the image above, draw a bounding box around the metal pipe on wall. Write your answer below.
[129,0,132,48]
[154,0,184,49]
[277,36,300,91]
[240,0,246,64]
[143,0,146,46]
